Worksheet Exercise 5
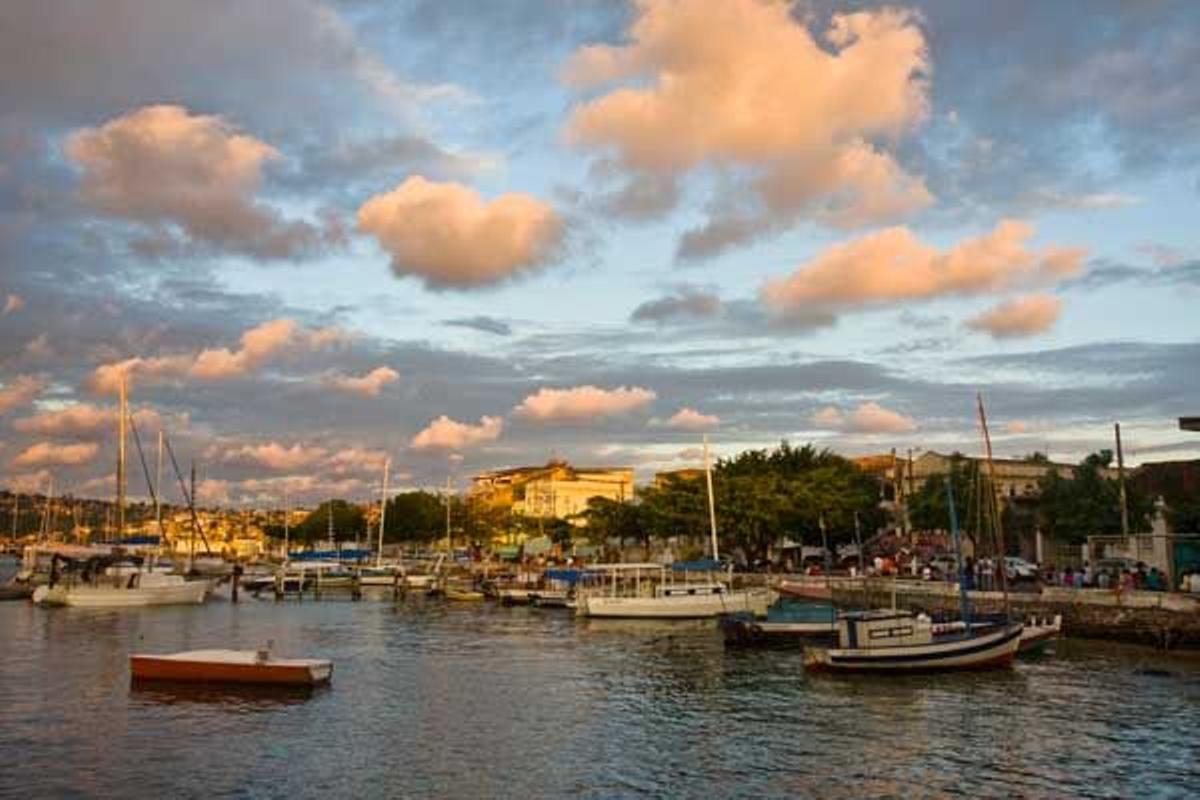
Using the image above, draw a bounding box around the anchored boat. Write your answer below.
[130,648,332,686]
[32,554,208,607]
[803,609,1022,672]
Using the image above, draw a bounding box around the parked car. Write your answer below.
[1004,556,1039,582]
[927,555,960,579]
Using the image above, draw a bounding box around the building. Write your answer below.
[652,468,704,488]
[471,460,634,522]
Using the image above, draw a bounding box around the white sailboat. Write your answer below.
[32,379,209,608]
[577,436,772,619]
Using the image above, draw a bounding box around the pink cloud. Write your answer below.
[7,469,53,494]
[219,441,328,471]
[966,294,1063,339]
[660,407,720,431]
[13,404,161,436]
[90,318,345,392]
[564,0,932,253]
[24,334,54,360]
[12,441,100,468]
[327,447,391,475]
[811,402,917,434]
[513,385,657,423]
[2,293,24,315]
[761,220,1085,321]
[325,366,399,396]
[357,176,563,288]
[410,415,503,450]
[65,104,325,258]
[0,375,45,415]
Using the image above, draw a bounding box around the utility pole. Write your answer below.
[1115,422,1130,538]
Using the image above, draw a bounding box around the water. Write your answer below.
[2,572,1199,798]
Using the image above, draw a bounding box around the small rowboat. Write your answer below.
[130,649,332,686]
[776,580,832,602]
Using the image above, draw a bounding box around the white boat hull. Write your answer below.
[804,622,1023,672]
[580,589,770,619]
[33,580,208,608]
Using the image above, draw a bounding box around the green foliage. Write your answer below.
[382,490,447,542]
[293,499,365,544]
[909,456,979,534]
[1037,451,1152,544]
[581,441,884,561]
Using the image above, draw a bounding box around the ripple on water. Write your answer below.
[2,591,1200,798]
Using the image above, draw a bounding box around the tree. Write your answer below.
[292,499,365,545]
[908,456,979,534]
[382,491,446,543]
[1037,451,1152,544]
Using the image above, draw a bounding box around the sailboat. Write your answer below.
[803,397,1023,672]
[32,380,208,608]
[577,436,772,619]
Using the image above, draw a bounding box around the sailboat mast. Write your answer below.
[976,393,1010,616]
[11,493,18,543]
[117,378,127,536]
[703,435,719,561]
[155,430,163,539]
[377,458,390,567]
[283,492,290,560]
[445,475,452,553]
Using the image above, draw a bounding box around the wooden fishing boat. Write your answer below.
[803,610,1023,672]
[130,649,332,686]
[1018,614,1062,652]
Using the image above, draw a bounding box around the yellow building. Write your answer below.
[471,460,634,522]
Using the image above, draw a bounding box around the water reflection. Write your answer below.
[2,594,1199,798]
[130,680,323,709]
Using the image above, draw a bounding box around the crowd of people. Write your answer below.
[1041,562,1167,591]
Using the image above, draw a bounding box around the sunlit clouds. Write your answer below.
[410,415,504,451]
[11,441,100,468]
[565,0,932,257]
[514,386,657,423]
[0,376,45,415]
[966,294,1063,338]
[324,366,399,396]
[811,402,918,435]
[357,176,563,288]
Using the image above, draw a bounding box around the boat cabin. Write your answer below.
[835,609,933,650]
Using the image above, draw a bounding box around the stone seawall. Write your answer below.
[733,574,1200,650]
[825,578,1200,650]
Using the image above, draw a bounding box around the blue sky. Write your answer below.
[1,0,1198,506]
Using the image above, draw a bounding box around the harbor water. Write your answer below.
[2,577,1199,797]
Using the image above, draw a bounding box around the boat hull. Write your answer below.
[131,650,331,686]
[580,589,770,619]
[33,580,208,607]
[804,623,1023,672]
[776,581,833,602]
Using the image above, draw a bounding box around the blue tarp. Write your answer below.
[288,548,373,562]
[543,568,591,585]
[670,559,723,572]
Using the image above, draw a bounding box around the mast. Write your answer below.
[444,475,452,553]
[155,429,164,540]
[189,462,197,570]
[976,393,1010,617]
[10,493,18,543]
[40,476,53,542]
[945,477,972,625]
[703,435,719,561]
[377,458,390,567]
[327,497,334,548]
[282,492,290,561]
[1115,422,1130,538]
[117,378,127,536]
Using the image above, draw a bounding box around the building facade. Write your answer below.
[471,460,634,522]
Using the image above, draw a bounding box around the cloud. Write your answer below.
[443,316,513,336]
[966,294,1062,339]
[410,415,504,451]
[564,0,932,257]
[326,447,391,475]
[13,404,161,437]
[0,375,44,415]
[6,469,53,494]
[66,104,333,259]
[631,289,722,324]
[1006,421,1031,434]
[2,293,24,315]
[761,220,1085,322]
[324,366,399,397]
[357,176,563,288]
[811,402,917,434]
[659,407,719,431]
[89,318,345,392]
[217,441,329,472]
[514,385,657,423]
[12,441,100,467]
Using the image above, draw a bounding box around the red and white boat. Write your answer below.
[130,649,332,686]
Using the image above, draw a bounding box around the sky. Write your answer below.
[1,0,1198,508]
